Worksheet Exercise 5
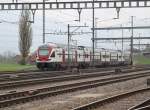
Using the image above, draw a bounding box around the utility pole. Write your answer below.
[95,18,98,48]
[139,33,141,52]
[130,16,134,65]
[68,24,70,66]
[121,24,124,61]
[43,0,45,44]
[92,0,95,66]
[67,24,88,68]
[46,23,88,69]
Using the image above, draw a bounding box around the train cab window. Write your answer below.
[39,49,49,56]
[51,51,55,57]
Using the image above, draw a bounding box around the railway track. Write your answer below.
[0,70,71,82]
[0,71,114,90]
[0,67,149,90]
[72,87,150,110]
[0,66,144,82]
[128,97,150,110]
[0,70,150,108]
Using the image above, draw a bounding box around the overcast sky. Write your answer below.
[0,0,150,54]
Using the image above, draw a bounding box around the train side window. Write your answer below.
[59,54,61,58]
[103,55,106,58]
[102,55,105,58]
[103,55,109,58]
[51,51,55,57]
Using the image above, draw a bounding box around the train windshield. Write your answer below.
[39,49,49,56]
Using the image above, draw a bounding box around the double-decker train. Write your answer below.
[36,43,130,70]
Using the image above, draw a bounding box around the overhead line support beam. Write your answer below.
[1,0,150,10]
[92,37,150,40]
[92,26,150,30]
[132,44,150,46]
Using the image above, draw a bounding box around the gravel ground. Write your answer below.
[1,75,150,110]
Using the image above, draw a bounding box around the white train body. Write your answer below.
[36,43,130,70]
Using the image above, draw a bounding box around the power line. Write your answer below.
[0,19,18,24]
[45,31,91,35]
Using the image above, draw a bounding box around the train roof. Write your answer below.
[45,42,77,49]
[38,42,127,53]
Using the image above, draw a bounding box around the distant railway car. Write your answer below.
[36,43,130,70]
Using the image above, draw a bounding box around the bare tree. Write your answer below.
[19,9,32,65]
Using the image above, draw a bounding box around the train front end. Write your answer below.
[36,44,52,70]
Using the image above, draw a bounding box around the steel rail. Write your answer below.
[134,105,150,110]
[128,97,150,110]
[0,70,150,108]
[72,88,150,110]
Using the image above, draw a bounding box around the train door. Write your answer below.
[75,50,77,63]
[100,52,101,61]
[105,51,106,62]
[62,49,65,63]
[90,51,92,62]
